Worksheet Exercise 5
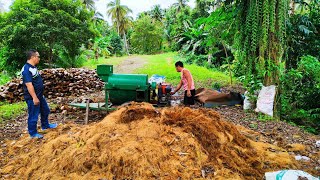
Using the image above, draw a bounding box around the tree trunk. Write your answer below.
[222,43,232,85]
[290,0,295,15]
[117,23,120,36]
[123,33,130,55]
[48,48,53,68]
[207,54,212,65]
[159,39,163,51]
[95,50,99,60]
[264,33,281,86]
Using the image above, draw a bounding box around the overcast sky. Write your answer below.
[1,0,196,23]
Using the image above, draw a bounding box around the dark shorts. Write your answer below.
[184,89,196,105]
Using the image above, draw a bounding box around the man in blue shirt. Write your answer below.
[21,50,57,139]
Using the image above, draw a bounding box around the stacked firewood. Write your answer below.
[0,68,104,103]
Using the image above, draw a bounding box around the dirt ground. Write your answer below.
[1,89,319,176]
[0,57,319,177]
[114,56,147,74]
[0,56,147,141]
[1,103,318,179]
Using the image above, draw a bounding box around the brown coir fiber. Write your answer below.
[0,103,299,180]
[161,108,261,177]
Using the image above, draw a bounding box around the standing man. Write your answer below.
[21,50,57,139]
[170,61,196,106]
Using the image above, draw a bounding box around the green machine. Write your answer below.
[69,64,171,111]
[97,64,156,105]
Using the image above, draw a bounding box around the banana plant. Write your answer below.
[90,37,112,60]
[176,19,208,55]
[199,8,236,85]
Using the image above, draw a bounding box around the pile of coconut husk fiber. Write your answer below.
[0,103,304,179]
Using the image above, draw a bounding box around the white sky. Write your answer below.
[1,0,196,23]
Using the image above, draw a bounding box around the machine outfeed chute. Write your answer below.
[69,64,172,111]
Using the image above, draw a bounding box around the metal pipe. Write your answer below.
[85,99,89,125]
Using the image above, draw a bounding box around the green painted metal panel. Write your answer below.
[108,74,148,86]
[151,82,156,90]
[97,65,113,82]
[106,84,149,90]
[97,65,113,75]
[97,64,151,105]
[107,74,149,105]
[108,89,148,105]
[106,87,150,105]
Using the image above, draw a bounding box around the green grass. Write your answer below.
[0,73,11,86]
[82,52,237,88]
[0,73,26,123]
[134,52,235,88]
[49,103,59,109]
[83,56,130,70]
[0,102,26,123]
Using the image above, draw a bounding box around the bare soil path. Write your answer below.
[114,56,147,74]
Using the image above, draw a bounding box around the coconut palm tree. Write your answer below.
[93,11,104,21]
[107,0,133,36]
[150,5,164,22]
[82,0,95,10]
[119,15,133,55]
[107,0,133,54]
[173,0,188,13]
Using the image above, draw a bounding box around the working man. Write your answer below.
[21,50,57,139]
[171,61,196,106]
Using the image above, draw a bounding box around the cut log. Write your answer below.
[0,68,104,102]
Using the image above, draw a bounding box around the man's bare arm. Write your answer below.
[172,80,183,94]
[25,83,40,105]
[184,70,192,91]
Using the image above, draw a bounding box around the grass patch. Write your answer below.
[0,102,26,123]
[49,103,59,109]
[83,56,130,70]
[82,52,237,88]
[0,73,11,86]
[258,113,278,122]
[134,52,236,88]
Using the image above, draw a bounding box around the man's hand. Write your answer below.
[25,83,39,105]
[187,90,191,97]
[33,97,40,106]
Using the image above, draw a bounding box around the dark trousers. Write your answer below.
[26,96,50,136]
[184,89,196,105]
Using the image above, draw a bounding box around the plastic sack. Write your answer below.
[255,85,276,117]
[265,170,319,180]
[243,91,252,110]
[295,155,310,161]
[149,74,165,84]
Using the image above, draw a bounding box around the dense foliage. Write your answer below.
[235,0,288,86]
[0,0,97,73]
[107,0,133,55]
[281,56,320,133]
[286,0,320,69]
[130,15,163,54]
[160,0,320,132]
